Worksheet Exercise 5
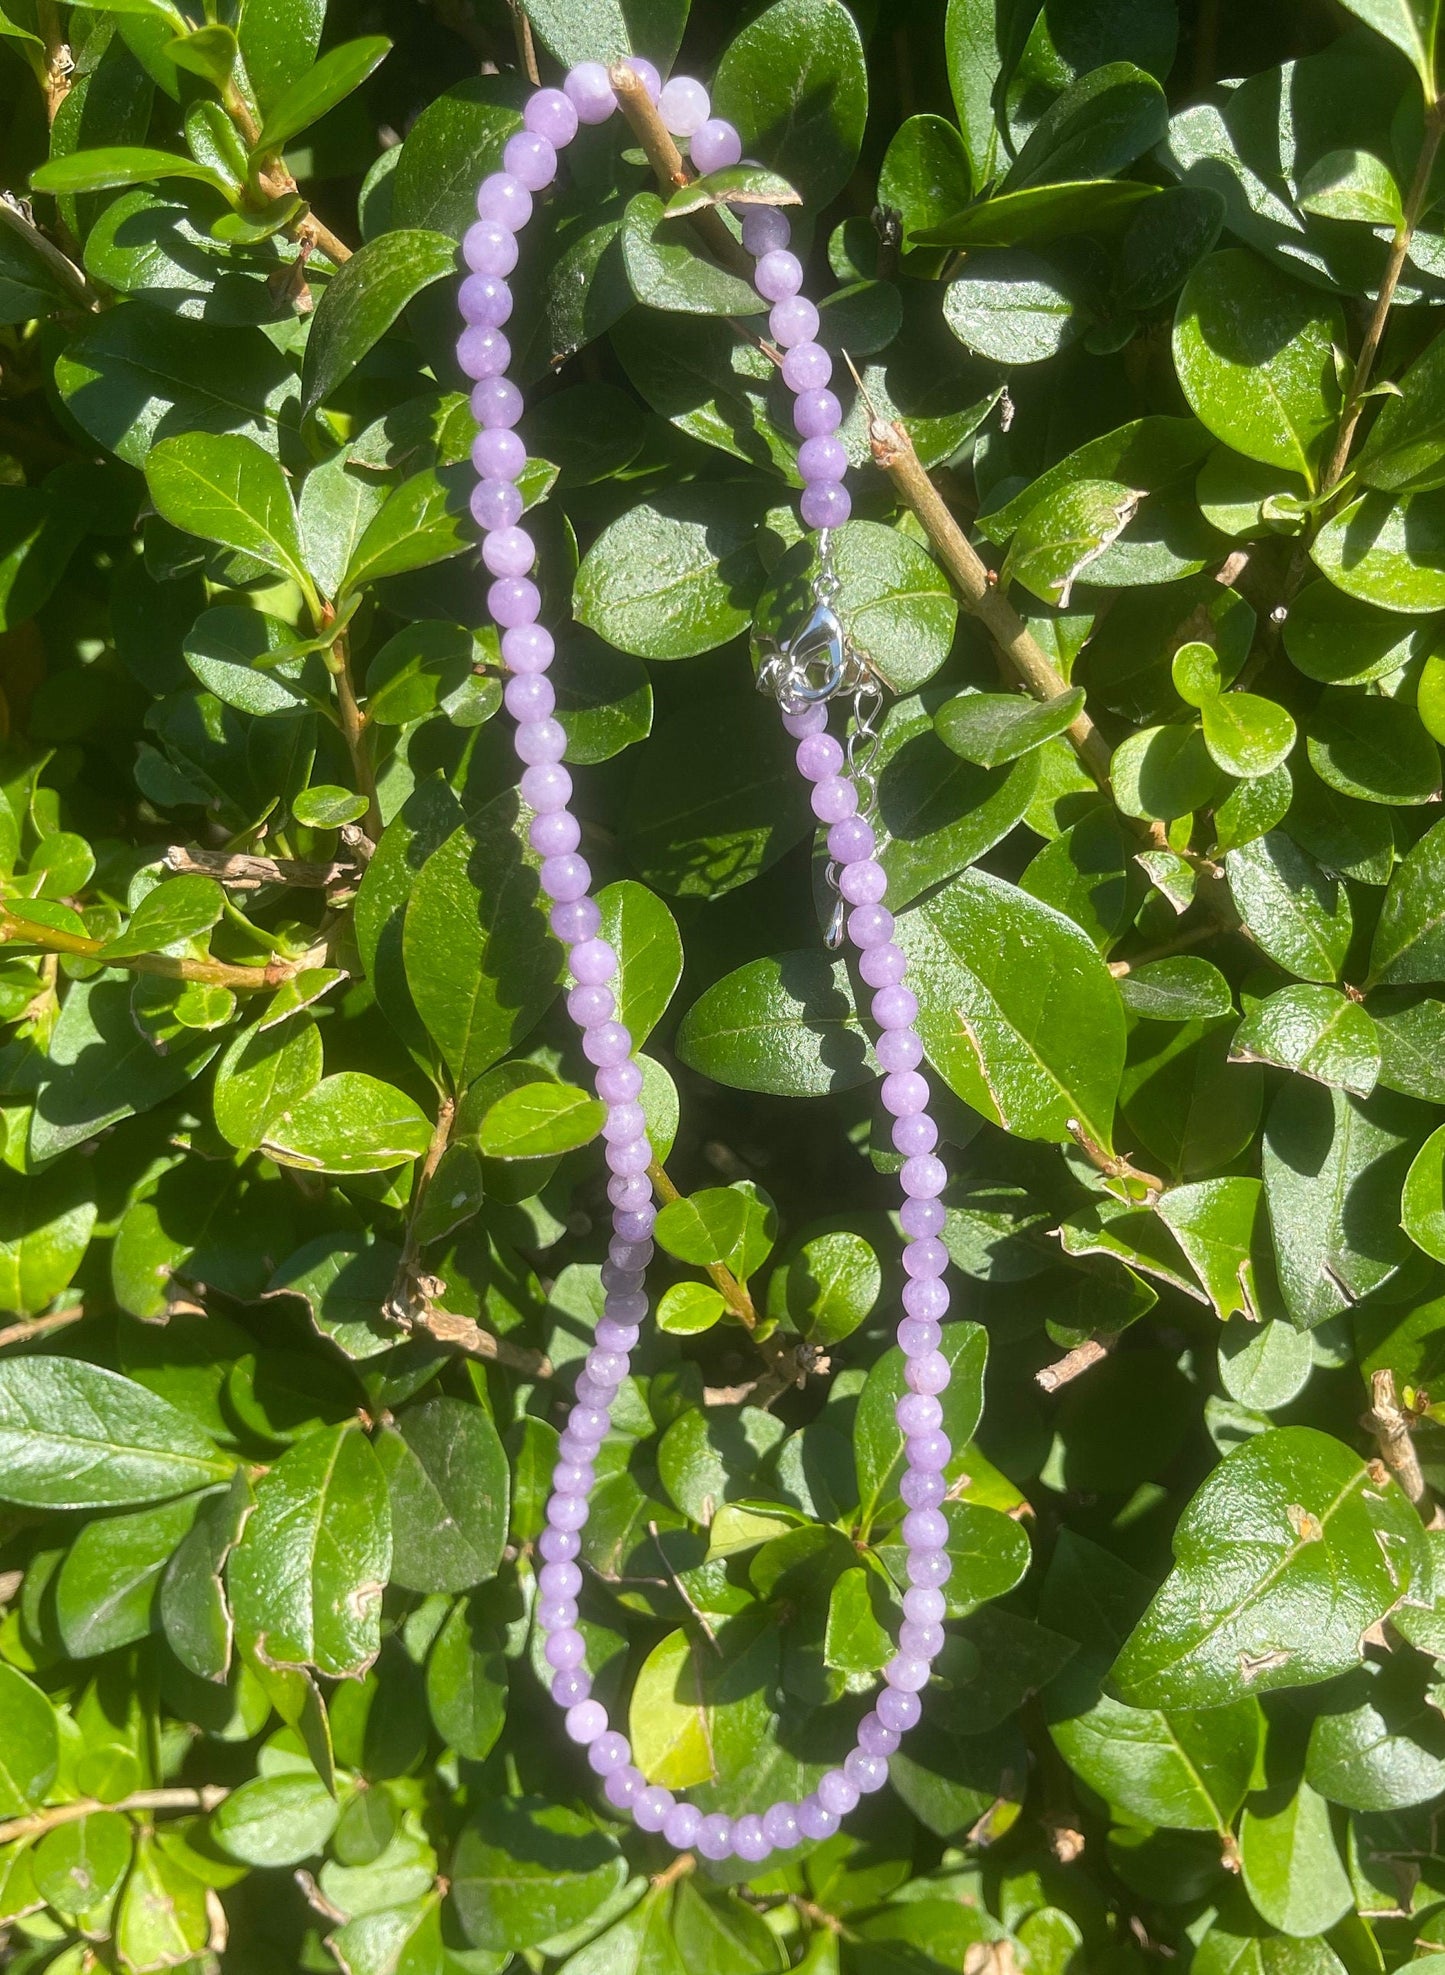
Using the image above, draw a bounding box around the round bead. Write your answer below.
[458,326,509,380]
[471,477,523,531]
[634,1784,673,1831]
[504,623,553,672]
[811,776,857,823]
[897,1317,942,1359]
[507,670,555,720]
[883,1071,931,1119]
[605,1764,644,1809]
[733,1813,771,1862]
[545,1625,586,1669]
[547,1493,588,1534]
[873,985,919,1029]
[596,1059,642,1102]
[482,525,536,578]
[796,732,843,781]
[885,1653,929,1694]
[840,859,887,904]
[565,1699,607,1744]
[799,434,848,483]
[460,273,512,327]
[858,1711,900,1757]
[755,248,803,301]
[692,118,742,171]
[564,61,616,124]
[770,295,820,348]
[663,1801,703,1848]
[572,937,618,983]
[742,206,791,255]
[897,1393,942,1435]
[623,55,662,100]
[696,1813,733,1860]
[860,943,907,988]
[525,86,579,148]
[659,75,710,136]
[782,701,828,738]
[473,375,524,428]
[476,171,532,230]
[783,341,832,393]
[906,1431,951,1474]
[464,219,518,276]
[538,1526,579,1562]
[794,387,842,438]
[845,1749,890,1794]
[895,1111,941,1156]
[817,1769,860,1817]
[473,426,525,479]
[551,1665,591,1706]
[796,1795,840,1841]
[762,1802,801,1849]
[588,1730,630,1776]
[902,1507,949,1552]
[504,129,558,191]
[828,815,875,862]
[905,1586,946,1626]
[902,1235,947,1277]
[907,1547,952,1589]
[801,483,852,529]
[877,1687,922,1734]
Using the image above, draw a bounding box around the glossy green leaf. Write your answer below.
[375,1397,508,1594]
[1402,1122,1445,1263]
[0,1664,59,1817]
[56,1491,202,1657]
[450,1798,626,1952]
[212,1772,339,1867]
[302,228,456,417]
[0,1358,233,1508]
[145,432,311,598]
[260,1072,432,1175]
[655,1182,777,1283]
[1225,833,1352,984]
[574,484,770,660]
[476,1080,604,1159]
[675,950,875,1097]
[255,35,392,153]
[1240,1781,1352,1938]
[1231,985,1380,1096]
[712,0,868,207]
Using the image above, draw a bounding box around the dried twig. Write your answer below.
[1367,1369,1432,1511]
[165,845,359,895]
[607,62,759,283]
[1037,1336,1113,1394]
[0,1786,229,1847]
[0,1306,84,1351]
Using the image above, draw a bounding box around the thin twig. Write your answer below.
[1367,1369,1432,1512]
[1036,1336,1112,1393]
[0,1786,230,1848]
[165,845,359,894]
[647,1520,720,1650]
[34,0,72,123]
[0,1306,84,1351]
[0,909,322,993]
[0,201,89,305]
[323,625,381,845]
[509,1,540,84]
[412,1300,553,1378]
[651,1849,697,1891]
[607,63,758,283]
[1107,922,1219,977]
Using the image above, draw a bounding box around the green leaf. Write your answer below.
[765,1231,880,1346]
[166,21,238,90]
[390,74,524,239]
[450,1798,626,1953]
[1282,580,1423,686]
[339,467,471,592]
[1002,479,1144,608]
[1048,1681,1263,1834]
[1219,1317,1313,1411]
[629,1627,714,1788]
[1231,985,1380,1097]
[56,1492,203,1658]
[943,249,1078,364]
[935,687,1085,767]
[1112,723,1223,822]
[30,145,229,195]
[32,1812,131,1921]
[897,868,1127,1151]
[878,114,974,244]
[145,433,313,601]
[212,1773,339,1867]
[427,1595,507,1760]
[755,522,959,697]
[1335,0,1441,96]
[1402,1122,1445,1263]
[1001,60,1168,190]
[1225,833,1353,984]
[1369,815,1445,984]
[919,177,1155,249]
[161,1468,252,1680]
[212,1012,323,1153]
[1200,694,1297,779]
[229,1421,392,1678]
[260,1072,433,1175]
[1262,1082,1424,1328]
[1297,146,1403,227]
[1307,689,1441,805]
[1110,1425,1426,1709]
[1311,489,1445,613]
[364,620,473,725]
[301,228,457,417]
[1173,250,1345,487]
[0,1664,59,1817]
[476,1080,604,1159]
[256,35,392,154]
[98,874,225,961]
[675,950,875,1097]
[1305,1658,1445,1811]
[375,1396,508,1594]
[183,605,325,718]
[293,784,368,828]
[574,484,770,660]
[655,1182,777,1283]
[1118,956,1235,1022]
[854,1323,987,1526]
[596,880,682,1047]
[0,1171,96,1318]
[0,1358,234,1508]
[1240,1780,1352,1938]
[712,0,868,208]
[0,207,81,321]
[402,791,562,1087]
[620,191,764,317]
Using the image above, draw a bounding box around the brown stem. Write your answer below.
[607,63,759,283]
[411,1303,553,1377]
[0,1305,84,1351]
[1367,1368,1432,1511]
[0,1786,230,1848]
[650,1849,697,1891]
[393,1095,456,1305]
[165,845,359,894]
[35,0,72,122]
[1107,921,1220,977]
[865,416,1115,791]
[1036,1336,1112,1393]
[1321,97,1445,495]
[510,1,540,84]
[0,910,319,993]
[326,628,381,845]
[0,204,89,306]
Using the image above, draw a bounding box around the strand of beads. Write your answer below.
[457,56,954,1867]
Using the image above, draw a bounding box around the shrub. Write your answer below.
[1,0,1444,1968]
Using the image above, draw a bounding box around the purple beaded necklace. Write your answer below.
[457,54,954,1866]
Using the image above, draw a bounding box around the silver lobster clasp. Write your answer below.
[756,598,873,715]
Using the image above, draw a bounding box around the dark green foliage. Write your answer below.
[1,0,1445,1971]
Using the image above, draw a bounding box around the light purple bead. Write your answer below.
[902,1508,949,1552]
[572,938,617,984]
[596,1319,639,1353]
[615,1210,657,1244]
[796,732,843,781]
[458,326,509,380]
[609,1236,652,1269]
[801,483,851,530]
[525,86,579,148]
[829,815,874,861]
[491,577,541,628]
[883,1071,930,1118]
[742,206,791,256]
[473,375,524,429]
[850,904,893,949]
[796,1795,839,1842]
[597,1060,642,1103]
[507,673,554,721]
[538,1526,579,1562]
[771,295,820,347]
[483,526,535,578]
[900,1195,944,1236]
[873,984,918,1028]
[756,249,803,301]
[898,1631,944,1671]
[901,1467,945,1509]
[547,1494,588,1534]
[606,1171,648,1208]
[551,1666,590,1706]
[471,478,522,531]
[539,1559,581,1598]
[588,1731,630,1776]
[860,944,906,988]
[783,341,832,392]
[762,1802,800,1849]
[586,1349,626,1388]
[907,1349,952,1396]
[858,1712,900,1757]
[898,1316,942,1358]
[733,1814,770,1863]
[605,1765,645,1810]
[623,56,662,101]
[515,719,566,766]
[907,1548,952,1589]
[894,1109,938,1153]
[476,171,532,230]
[663,1802,703,1848]
[794,388,842,438]
[607,1138,650,1176]
[897,1392,940,1435]
[545,1626,586,1668]
[692,118,742,171]
[903,1277,949,1323]
[504,624,553,672]
[541,852,591,902]
[902,1155,947,1200]
[907,1431,950,1474]
[464,219,518,276]
[817,1769,860,1817]
[601,1102,646,1142]
[659,75,709,136]
[473,426,525,478]
[634,1784,673,1830]
[552,1462,592,1496]
[799,435,848,483]
[504,129,558,191]
[877,1030,922,1074]
[885,1654,929,1694]
[840,859,886,905]
[565,61,615,124]
[844,1749,889,1794]
[812,777,857,824]
[782,702,827,738]
[697,1813,733,1860]
[877,1688,922,1734]
[555,899,600,943]
[460,273,513,327]
[902,1234,947,1276]
[566,1699,607,1744]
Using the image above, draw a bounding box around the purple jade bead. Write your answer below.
[464,62,952,1859]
